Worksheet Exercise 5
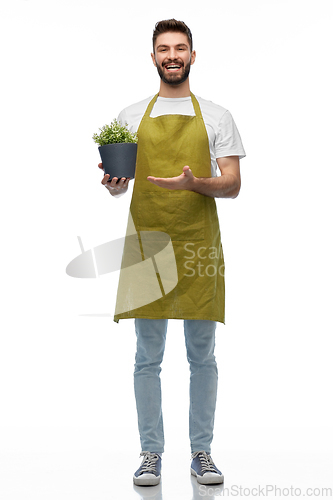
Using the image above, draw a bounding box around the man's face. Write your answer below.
[151,32,196,86]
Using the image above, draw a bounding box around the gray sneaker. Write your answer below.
[133,451,161,486]
[191,451,224,484]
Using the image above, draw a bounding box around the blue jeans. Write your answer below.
[134,318,218,454]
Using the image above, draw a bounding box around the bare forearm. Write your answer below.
[191,174,241,198]
[147,159,241,198]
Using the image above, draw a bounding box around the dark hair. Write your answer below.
[152,19,193,53]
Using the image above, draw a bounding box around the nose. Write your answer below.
[169,47,177,60]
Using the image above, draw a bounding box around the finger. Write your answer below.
[117,177,130,189]
[183,166,194,179]
[115,177,128,184]
[101,174,110,185]
[147,177,169,187]
[148,176,173,183]
[109,177,121,188]
[98,162,104,169]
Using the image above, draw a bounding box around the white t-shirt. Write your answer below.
[117,94,246,177]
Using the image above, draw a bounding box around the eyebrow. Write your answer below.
[156,43,189,50]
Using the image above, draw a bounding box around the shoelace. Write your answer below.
[139,452,160,473]
[192,451,218,473]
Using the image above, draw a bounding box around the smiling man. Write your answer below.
[98,19,246,486]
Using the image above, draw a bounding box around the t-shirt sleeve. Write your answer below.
[117,108,127,126]
[117,107,139,134]
[214,110,246,159]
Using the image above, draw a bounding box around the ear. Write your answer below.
[151,52,157,67]
[190,50,196,66]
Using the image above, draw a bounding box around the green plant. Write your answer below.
[92,119,138,146]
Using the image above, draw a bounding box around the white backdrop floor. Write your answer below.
[1,429,332,500]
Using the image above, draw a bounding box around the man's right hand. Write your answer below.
[98,163,131,195]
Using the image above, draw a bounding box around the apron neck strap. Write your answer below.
[143,93,159,119]
[190,92,204,120]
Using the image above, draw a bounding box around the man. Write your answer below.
[98,19,245,486]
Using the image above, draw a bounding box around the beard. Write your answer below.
[156,59,191,86]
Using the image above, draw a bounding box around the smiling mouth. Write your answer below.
[164,64,182,71]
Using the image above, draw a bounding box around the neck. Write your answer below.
[158,79,191,98]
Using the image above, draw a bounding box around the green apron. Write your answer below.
[114,92,225,324]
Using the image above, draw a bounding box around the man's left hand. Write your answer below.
[147,165,195,190]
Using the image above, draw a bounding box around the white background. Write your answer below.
[1,0,332,498]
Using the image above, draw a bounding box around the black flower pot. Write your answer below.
[98,143,137,179]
